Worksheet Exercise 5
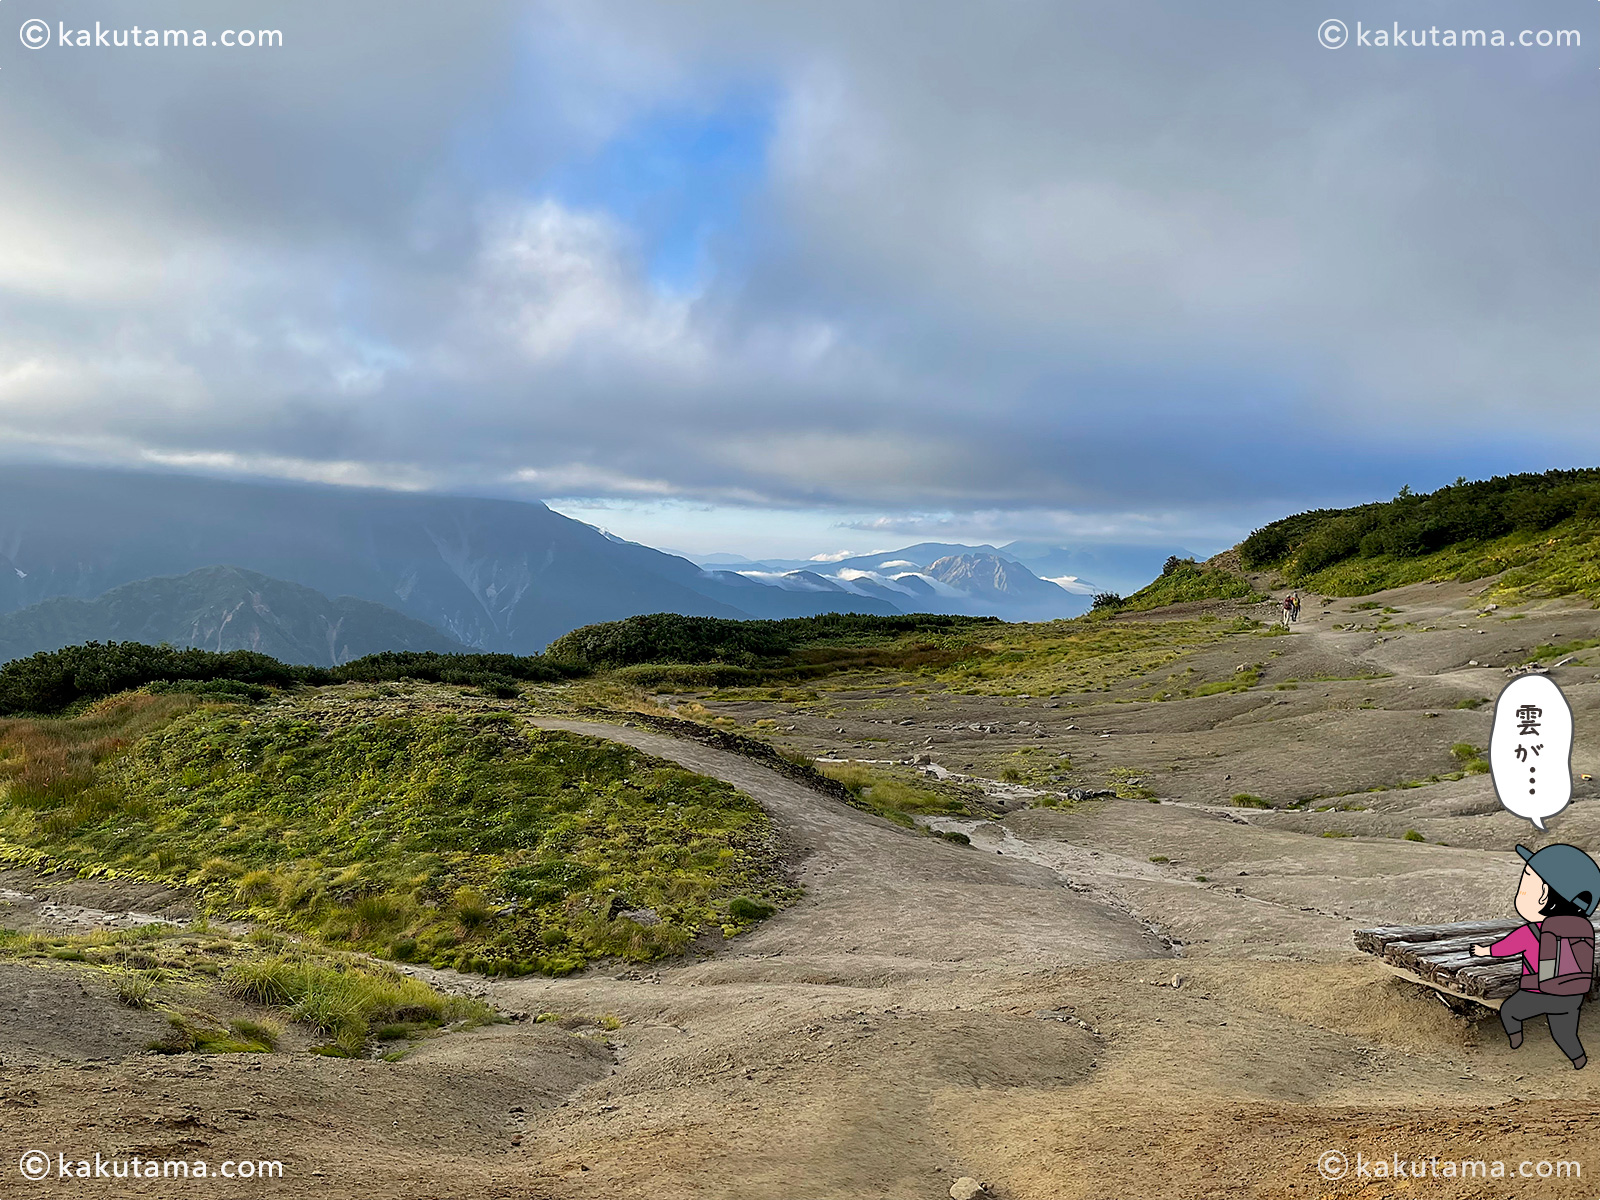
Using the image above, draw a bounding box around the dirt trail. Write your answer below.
[526,717,1169,972]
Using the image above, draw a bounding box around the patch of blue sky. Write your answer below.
[543,92,776,293]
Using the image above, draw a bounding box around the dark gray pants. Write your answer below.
[1501,987,1585,1062]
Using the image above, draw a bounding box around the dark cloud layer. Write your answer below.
[1,0,1594,541]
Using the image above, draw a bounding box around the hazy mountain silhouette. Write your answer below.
[0,466,894,653]
[0,566,467,666]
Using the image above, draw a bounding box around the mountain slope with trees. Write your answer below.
[0,567,467,666]
[1237,468,1600,599]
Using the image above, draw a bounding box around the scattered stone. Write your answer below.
[1172,974,1184,989]
[950,1177,988,1200]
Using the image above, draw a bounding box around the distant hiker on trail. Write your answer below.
[1281,595,1294,627]
[1289,593,1301,623]
[1472,843,1600,1070]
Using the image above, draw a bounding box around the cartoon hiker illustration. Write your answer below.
[1472,843,1600,1069]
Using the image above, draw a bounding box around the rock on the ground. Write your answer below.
[950,1177,988,1200]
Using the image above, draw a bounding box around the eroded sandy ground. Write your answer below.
[4,578,1600,1198]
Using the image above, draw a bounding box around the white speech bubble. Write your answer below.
[1489,675,1574,830]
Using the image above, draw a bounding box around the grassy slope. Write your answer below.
[1293,516,1600,600]
[670,613,1270,708]
[1119,563,1263,612]
[1234,470,1600,602]
[923,615,1248,695]
[0,691,791,975]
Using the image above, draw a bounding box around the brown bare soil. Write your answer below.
[3,577,1600,1198]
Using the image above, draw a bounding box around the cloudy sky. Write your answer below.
[2,0,1595,557]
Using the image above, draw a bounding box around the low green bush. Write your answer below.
[222,955,487,1055]
[727,896,777,921]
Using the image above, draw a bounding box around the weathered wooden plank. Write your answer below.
[1385,933,1512,970]
[1355,921,1519,955]
[1426,952,1482,984]
[1454,962,1530,999]
[1359,921,1600,1005]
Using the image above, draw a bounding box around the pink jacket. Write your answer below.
[1488,924,1541,988]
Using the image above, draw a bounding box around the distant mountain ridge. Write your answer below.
[703,544,1095,619]
[0,466,1203,651]
[0,567,466,666]
[692,541,1210,613]
[0,466,896,654]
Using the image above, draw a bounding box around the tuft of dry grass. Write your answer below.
[0,692,200,811]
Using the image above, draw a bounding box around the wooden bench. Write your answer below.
[1355,921,1600,1010]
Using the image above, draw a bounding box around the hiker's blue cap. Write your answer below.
[1516,843,1600,916]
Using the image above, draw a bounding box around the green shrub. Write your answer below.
[0,642,577,717]
[547,612,996,672]
[229,1017,282,1050]
[814,761,966,820]
[111,970,155,1008]
[147,679,272,702]
[1236,469,1600,599]
[1231,793,1271,809]
[237,870,280,904]
[1121,564,1260,612]
[452,890,495,932]
[727,896,777,922]
[351,895,408,936]
[221,955,488,1055]
[1404,830,1426,842]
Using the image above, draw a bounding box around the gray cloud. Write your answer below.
[0,0,1594,542]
